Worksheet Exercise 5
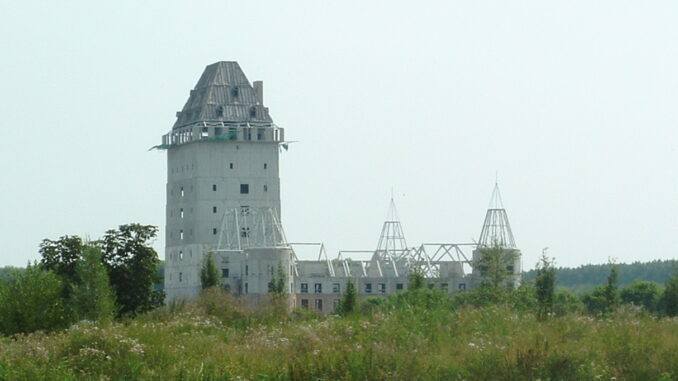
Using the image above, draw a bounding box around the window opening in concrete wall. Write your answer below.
[314,283,322,294]
[333,299,340,310]
[264,163,267,169]
[213,184,217,191]
[213,228,217,235]
[441,283,448,292]
[301,283,308,293]
[245,283,248,293]
[179,251,183,261]
[240,184,249,194]
[332,283,340,294]
[213,206,217,214]
[396,283,404,290]
[240,206,250,216]
[180,187,184,197]
[231,87,239,97]
[378,283,386,294]
[180,208,184,218]
[222,268,229,278]
[365,283,372,293]
[240,227,250,238]
[229,163,233,169]
[180,230,184,240]
[179,272,183,282]
[216,105,224,117]
[315,299,323,311]
[459,283,466,291]
[301,299,308,309]
[264,185,268,192]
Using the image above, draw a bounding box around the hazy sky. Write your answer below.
[1,1,676,269]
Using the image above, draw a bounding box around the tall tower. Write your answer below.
[161,62,288,300]
[472,183,522,288]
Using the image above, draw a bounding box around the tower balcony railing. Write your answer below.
[156,121,284,149]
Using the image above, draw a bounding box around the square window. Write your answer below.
[332,283,340,294]
[441,283,448,292]
[240,184,249,194]
[396,283,404,291]
[365,283,372,293]
[301,283,308,293]
[222,268,229,278]
[314,283,322,294]
[240,227,250,237]
[458,283,466,291]
[240,206,250,216]
[301,299,309,309]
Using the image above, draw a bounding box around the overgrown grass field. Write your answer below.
[1,289,676,381]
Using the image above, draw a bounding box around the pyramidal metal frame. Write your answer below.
[478,183,516,248]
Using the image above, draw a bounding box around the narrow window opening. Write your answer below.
[263,185,268,192]
[180,187,184,197]
[179,272,183,282]
[212,184,217,192]
[314,283,322,294]
[301,283,308,293]
[301,299,309,309]
[365,283,372,294]
[229,163,233,169]
[180,208,184,218]
[245,265,249,276]
[213,206,217,214]
[213,228,217,235]
[332,283,340,294]
[264,163,267,169]
[222,268,229,278]
[315,299,323,311]
[180,230,184,240]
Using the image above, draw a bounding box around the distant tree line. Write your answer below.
[523,259,677,293]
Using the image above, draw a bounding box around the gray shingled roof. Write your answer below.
[173,61,273,129]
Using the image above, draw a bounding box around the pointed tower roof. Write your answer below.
[375,196,408,258]
[478,183,516,248]
[173,61,273,129]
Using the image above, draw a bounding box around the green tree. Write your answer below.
[338,278,357,316]
[200,252,221,289]
[100,224,164,316]
[408,268,425,291]
[553,289,585,316]
[39,235,84,293]
[602,263,620,312]
[534,250,556,320]
[475,244,517,292]
[620,280,660,311]
[662,268,678,316]
[69,246,117,322]
[0,264,69,335]
[267,263,287,295]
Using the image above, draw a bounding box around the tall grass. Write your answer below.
[0,289,676,380]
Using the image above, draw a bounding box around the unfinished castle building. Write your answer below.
[159,61,522,311]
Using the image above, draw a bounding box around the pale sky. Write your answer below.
[1,1,676,269]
